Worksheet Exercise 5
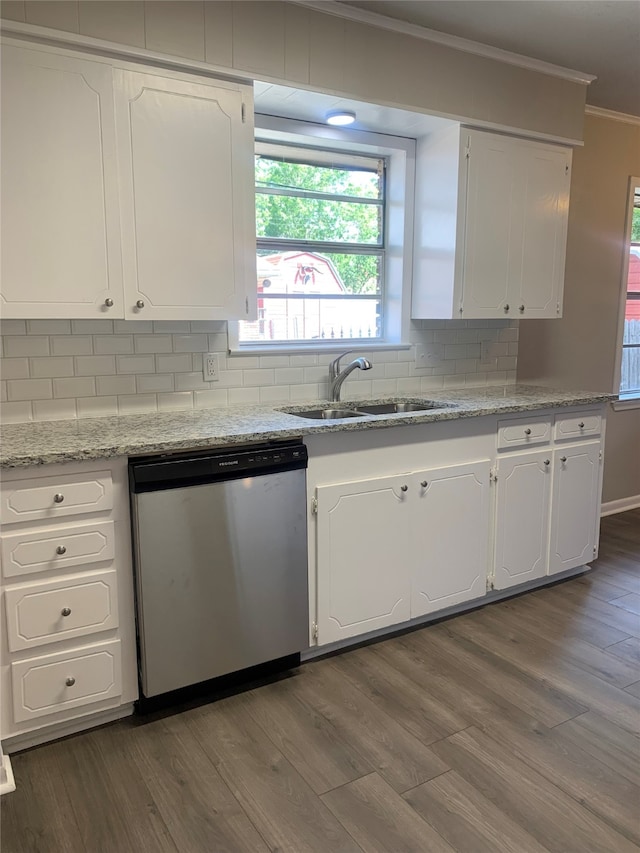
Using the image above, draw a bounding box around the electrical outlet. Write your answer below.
[203,353,219,382]
[415,343,443,370]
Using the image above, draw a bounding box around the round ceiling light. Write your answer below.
[325,110,356,126]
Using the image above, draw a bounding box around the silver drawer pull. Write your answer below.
[56,545,67,556]
[136,299,145,309]
[53,493,64,504]
[524,428,532,435]
[61,607,71,617]
[543,459,550,466]
[503,304,510,312]
[519,304,525,312]
[421,481,428,488]
[578,421,585,428]
[104,297,114,308]
[400,484,408,492]
[65,677,75,687]
[560,456,567,463]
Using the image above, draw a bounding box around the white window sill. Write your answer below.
[228,342,412,357]
[611,396,640,411]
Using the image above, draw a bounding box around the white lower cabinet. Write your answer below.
[549,442,601,574]
[494,450,552,590]
[315,460,491,645]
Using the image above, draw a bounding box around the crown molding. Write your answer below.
[294,1,596,85]
[585,105,640,127]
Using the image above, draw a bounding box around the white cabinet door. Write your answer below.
[114,69,256,321]
[494,450,552,589]
[0,43,123,318]
[411,461,490,617]
[316,475,412,645]
[548,443,601,575]
[461,131,516,318]
[518,142,571,318]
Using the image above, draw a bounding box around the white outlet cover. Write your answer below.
[204,353,219,382]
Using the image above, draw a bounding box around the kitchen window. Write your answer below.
[617,180,640,401]
[229,117,415,353]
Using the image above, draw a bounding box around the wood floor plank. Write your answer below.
[240,675,374,795]
[404,769,550,853]
[625,680,640,698]
[573,572,634,602]
[294,658,450,793]
[0,744,85,853]
[607,636,640,665]
[126,715,270,853]
[430,727,640,853]
[185,695,363,853]
[321,772,455,853]
[611,593,640,615]
[530,581,640,638]
[328,643,470,745]
[554,711,640,788]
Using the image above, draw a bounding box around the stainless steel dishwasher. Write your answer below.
[129,441,308,701]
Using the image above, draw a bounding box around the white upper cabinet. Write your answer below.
[114,69,256,321]
[0,43,123,319]
[0,40,256,321]
[412,127,572,320]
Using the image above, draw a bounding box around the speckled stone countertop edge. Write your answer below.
[0,385,615,469]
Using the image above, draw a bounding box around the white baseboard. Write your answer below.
[3,704,134,754]
[601,495,640,516]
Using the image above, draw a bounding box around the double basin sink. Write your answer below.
[284,399,454,420]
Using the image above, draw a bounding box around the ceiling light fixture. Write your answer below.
[325,110,356,126]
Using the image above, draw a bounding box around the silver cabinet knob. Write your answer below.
[136,300,145,309]
[421,480,428,488]
[560,456,567,463]
[503,304,510,312]
[53,493,64,504]
[65,677,75,687]
[56,545,67,555]
[524,428,532,435]
[543,459,550,466]
[400,484,408,492]
[519,304,525,312]
[61,607,71,617]
[104,297,114,308]
[578,421,585,428]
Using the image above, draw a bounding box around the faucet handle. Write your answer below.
[329,350,354,382]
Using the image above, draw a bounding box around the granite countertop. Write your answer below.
[0,385,614,468]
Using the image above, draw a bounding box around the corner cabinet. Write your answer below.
[412,126,571,320]
[0,39,256,321]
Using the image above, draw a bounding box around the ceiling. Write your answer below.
[339,1,640,116]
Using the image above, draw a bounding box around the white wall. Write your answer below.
[0,319,518,422]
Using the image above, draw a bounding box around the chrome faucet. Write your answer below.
[329,351,372,402]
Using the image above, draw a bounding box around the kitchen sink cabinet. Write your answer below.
[412,126,571,320]
[0,38,256,322]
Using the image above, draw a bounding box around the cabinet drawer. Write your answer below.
[554,412,601,441]
[11,639,121,723]
[497,416,551,450]
[1,472,112,524]
[4,570,118,652]
[1,521,114,579]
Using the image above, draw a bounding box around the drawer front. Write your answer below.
[1,472,113,524]
[11,639,121,723]
[498,417,551,450]
[554,412,602,441]
[1,521,114,579]
[4,570,118,652]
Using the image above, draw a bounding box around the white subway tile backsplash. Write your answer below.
[51,336,94,356]
[117,355,155,374]
[8,378,52,401]
[96,375,137,396]
[0,319,518,423]
[75,355,117,376]
[30,357,75,378]
[1,358,30,380]
[4,336,50,357]
[94,335,134,355]
[0,381,6,403]
[53,377,96,398]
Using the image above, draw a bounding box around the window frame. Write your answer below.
[613,177,640,407]
[228,115,415,355]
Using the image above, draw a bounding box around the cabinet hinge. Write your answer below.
[241,102,246,123]
[489,467,498,483]
[245,296,249,315]
[459,302,464,314]
[565,164,569,175]
[599,450,602,461]
[311,496,318,515]
[312,622,318,642]
[557,302,561,315]
[487,576,495,591]
[465,143,471,160]
[593,546,597,556]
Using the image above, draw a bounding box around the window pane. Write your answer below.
[256,156,381,200]
[256,194,382,244]
[256,249,381,295]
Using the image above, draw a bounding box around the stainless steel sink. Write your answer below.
[355,401,442,415]
[290,407,364,420]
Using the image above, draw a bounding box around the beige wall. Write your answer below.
[518,114,640,504]
[1,0,587,141]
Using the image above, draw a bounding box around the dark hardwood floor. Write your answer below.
[3,509,640,853]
